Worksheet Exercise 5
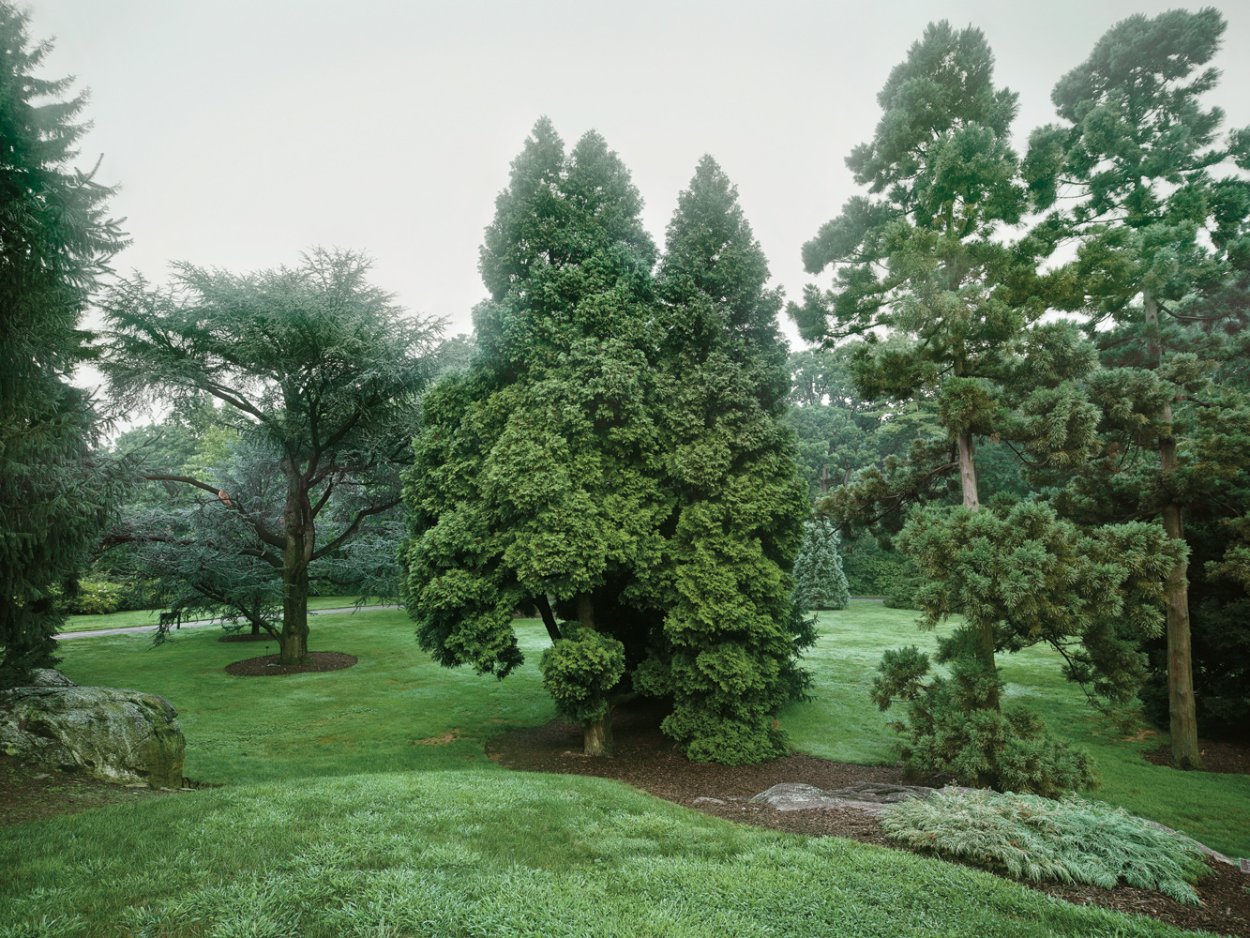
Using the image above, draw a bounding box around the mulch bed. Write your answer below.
[224,652,357,676]
[1145,737,1250,775]
[489,699,1250,938]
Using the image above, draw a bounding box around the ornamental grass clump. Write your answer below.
[881,789,1209,904]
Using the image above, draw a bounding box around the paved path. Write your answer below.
[56,605,402,640]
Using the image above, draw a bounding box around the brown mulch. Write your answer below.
[224,651,357,676]
[0,755,173,827]
[1146,738,1250,775]
[489,699,1250,938]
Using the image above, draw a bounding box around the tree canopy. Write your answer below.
[102,249,440,663]
[404,122,807,763]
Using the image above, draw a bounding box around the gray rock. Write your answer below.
[29,669,76,687]
[692,796,728,806]
[748,782,961,816]
[0,683,185,789]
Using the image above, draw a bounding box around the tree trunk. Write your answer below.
[575,592,613,755]
[279,468,310,665]
[1144,292,1201,769]
[583,705,614,757]
[956,428,997,707]
[536,595,562,643]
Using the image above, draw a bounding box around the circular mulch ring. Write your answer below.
[489,699,1250,938]
[224,652,357,677]
[217,632,276,644]
[1144,737,1250,775]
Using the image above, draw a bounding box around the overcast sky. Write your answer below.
[29,0,1250,349]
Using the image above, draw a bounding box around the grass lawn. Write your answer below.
[61,595,373,633]
[1,602,1240,936]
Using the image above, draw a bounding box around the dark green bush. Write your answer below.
[539,627,626,725]
[882,789,1208,904]
[872,641,1096,797]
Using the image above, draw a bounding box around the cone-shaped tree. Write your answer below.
[1024,8,1250,767]
[0,3,127,683]
[646,157,810,763]
[403,120,668,756]
[794,518,850,611]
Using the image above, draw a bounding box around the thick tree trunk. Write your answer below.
[956,429,997,708]
[279,469,310,665]
[583,706,614,757]
[575,591,613,756]
[1144,292,1201,769]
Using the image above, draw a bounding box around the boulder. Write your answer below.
[749,782,972,816]
[0,674,185,789]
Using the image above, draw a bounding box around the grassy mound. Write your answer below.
[882,789,1209,904]
[1,771,1186,937]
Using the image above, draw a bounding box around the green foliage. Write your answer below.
[102,250,438,660]
[540,627,626,725]
[882,790,1208,905]
[0,3,127,683]
[405,125,806,764]
[872,639,1096,797]
[794,518,849,611]
[56,580,125,617]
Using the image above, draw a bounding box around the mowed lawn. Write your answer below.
[60,594,375,633]
[0,602,1241,937]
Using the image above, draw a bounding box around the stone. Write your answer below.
[692,796,728,806]
[28,669,76,687]
[748,782,966,816]
[0,682,185,789]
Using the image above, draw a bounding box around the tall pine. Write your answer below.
[1025,8,1250,767]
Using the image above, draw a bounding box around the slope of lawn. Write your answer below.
[781,603,1250,858]
[0,604,1238,936]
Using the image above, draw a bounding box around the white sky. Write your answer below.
[29,0,1250,351]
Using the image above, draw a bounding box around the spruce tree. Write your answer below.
[793,518,850,611]
[0,3,127,683]
[1025,8,1250,767]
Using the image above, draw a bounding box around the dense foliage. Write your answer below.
[1025,7,1250,762]
[404,122,807,762]
[794,22,1178,792]
[882,789,1208,904]
[793,518,849,611]
[101,250,438,662]
[0,3,127,684]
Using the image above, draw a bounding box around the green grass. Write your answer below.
[1,771,1188,937]
[2,602,1240,935]
[61,595,372,633]
[781,604,1250,858]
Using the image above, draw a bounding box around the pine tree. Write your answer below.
[1024,8,1250,767]
[794,22,1180,792]
[793,518,850,611]
[0,3,127,683]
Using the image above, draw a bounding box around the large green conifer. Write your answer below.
[0,3,126,683]
[1025,8,1250,767]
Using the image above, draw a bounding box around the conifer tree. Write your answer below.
[0,3,127,683]
[404,133,808,764]
[794,22,1179,791]
[793,518,850,611]
[1025,8,1250,767]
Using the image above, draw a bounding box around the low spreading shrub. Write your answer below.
[881,788,1209,904]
